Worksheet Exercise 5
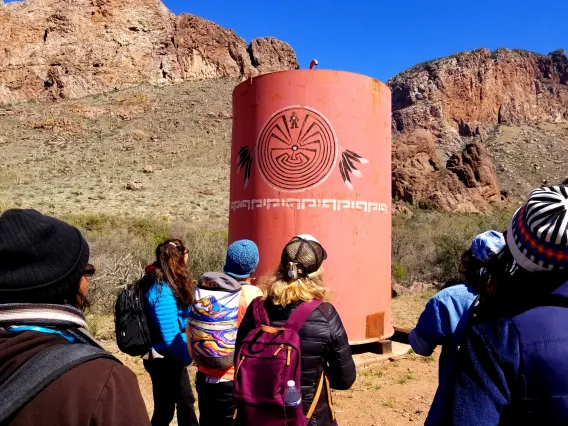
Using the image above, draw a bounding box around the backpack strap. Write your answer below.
[251,297,270,328]
[325,375,336,421]
[306,372,325,420]
[0,343,119,423]
[284,299,322,333]
[305,371,336,422]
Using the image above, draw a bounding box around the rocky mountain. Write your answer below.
[0,0,298,104]
[389,48,568,212]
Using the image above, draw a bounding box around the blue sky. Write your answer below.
[164,0,568,82]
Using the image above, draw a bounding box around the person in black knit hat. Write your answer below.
[0,209,150,426]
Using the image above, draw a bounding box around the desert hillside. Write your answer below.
[1,74,566,222]
[0,0,297,104]
[0,79,236,220]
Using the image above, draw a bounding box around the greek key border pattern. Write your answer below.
[230,199,388,213]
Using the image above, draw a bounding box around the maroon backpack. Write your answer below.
[233,297,326,426]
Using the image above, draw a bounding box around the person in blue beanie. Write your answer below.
[140,239,198,426]
[448,186,568,425]
[224,239,264,319]
[410,230,505,426]
[192,239,262,426]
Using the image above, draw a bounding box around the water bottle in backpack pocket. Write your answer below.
[233,298,324,426]
[284,381,302,407]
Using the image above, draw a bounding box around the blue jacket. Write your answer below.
[449,280,568,425]
[145,281,192,366]
[409,283,477,426]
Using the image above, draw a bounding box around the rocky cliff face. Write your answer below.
[392,130,500,212]
[389,48,568,212]
[0,0,298,104]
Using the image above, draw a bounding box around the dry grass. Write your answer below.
[0,78,236,221]
[392,289,437,329]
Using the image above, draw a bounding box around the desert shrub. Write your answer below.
[0,200,515,310]
[392,207,513,286]
[184,229,227,279]
[392,263,409,283]
[64,213,227,313]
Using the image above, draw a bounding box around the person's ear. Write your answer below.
[79,276,88,295]
[76,276,89,308]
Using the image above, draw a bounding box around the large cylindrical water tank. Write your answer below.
[229,69,392,343]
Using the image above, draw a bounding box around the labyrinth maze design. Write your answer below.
[256,107,337,192]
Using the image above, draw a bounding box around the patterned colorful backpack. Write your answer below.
[187,272,242,369]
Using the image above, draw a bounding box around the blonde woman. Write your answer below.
[235,235,356,426]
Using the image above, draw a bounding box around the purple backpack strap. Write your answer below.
[284,299,322,333]
[251,297,270,328]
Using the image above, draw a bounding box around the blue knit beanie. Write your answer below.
[223,240,259,279]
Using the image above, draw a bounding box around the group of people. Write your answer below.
[1,184,568,426]
[0,208,355,426]
[411,185,568,425]
[135,233,356,426]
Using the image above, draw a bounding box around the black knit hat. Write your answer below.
[281,234,327,280]
[0,209,89,302]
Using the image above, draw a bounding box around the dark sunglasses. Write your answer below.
[84,264,96,277]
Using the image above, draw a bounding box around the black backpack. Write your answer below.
[114,283,153,356]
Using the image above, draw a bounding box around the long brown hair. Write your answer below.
[140,239,194,307]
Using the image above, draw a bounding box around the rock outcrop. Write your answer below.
[174,13,254,80]
[0,0,298,104]
[392,130,500,212]
[389,48,568,211]
[248,37,299,74]
[389,48,568,149]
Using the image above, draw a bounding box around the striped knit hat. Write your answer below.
[507,186,568,272]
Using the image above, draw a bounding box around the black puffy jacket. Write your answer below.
[235,298,357,426]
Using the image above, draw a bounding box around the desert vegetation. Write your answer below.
[11,206,509,315]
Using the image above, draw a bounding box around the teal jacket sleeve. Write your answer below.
[410,286,476,356]
[146,283,191,366]
[410,297,444,356]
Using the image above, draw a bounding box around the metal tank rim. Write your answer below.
[232,68,391,98]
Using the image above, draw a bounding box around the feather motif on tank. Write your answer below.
[339,149,368,191]
[237,146,253,188]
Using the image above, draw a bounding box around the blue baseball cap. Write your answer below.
[470,230,505,263]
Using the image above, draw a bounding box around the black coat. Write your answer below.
[235,299,357,426]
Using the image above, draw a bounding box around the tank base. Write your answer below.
[352,341,410,369]
[351,339,393,355]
